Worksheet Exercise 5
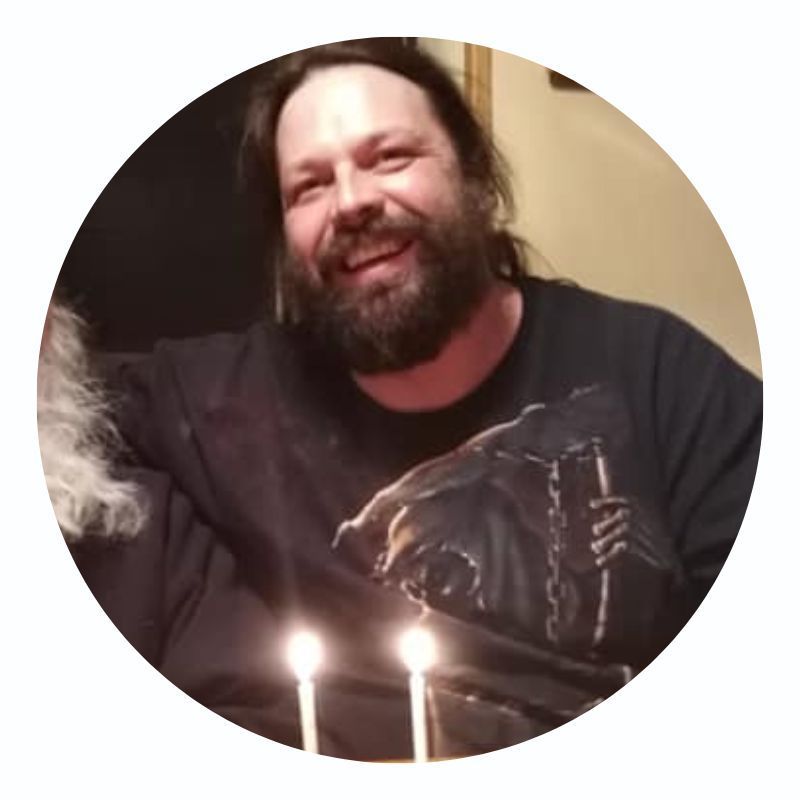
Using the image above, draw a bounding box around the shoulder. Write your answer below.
[517,277,762,470]
[129,321,280,384]
[107,320,312,418]
[522,275,759,381]
[523,275,694,333]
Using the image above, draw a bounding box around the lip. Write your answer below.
[335,239,415,285]
[342,238,412,271]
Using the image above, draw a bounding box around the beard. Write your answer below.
[282,187,497,374]
[37,302,145,541]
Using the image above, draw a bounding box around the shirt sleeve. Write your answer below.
[653,315,762,612]
[72,469,303,746]
[104,342,227,521]
[155,475,300,740]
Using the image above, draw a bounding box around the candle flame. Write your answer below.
[287,631,323,681]
[399,627,436,674]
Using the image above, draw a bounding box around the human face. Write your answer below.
[275,64,463,293]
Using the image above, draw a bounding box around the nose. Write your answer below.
[331,167,382,231]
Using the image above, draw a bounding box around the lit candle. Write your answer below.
[287,631,323,754]
[398,626,436,763]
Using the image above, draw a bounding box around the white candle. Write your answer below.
[287,631,323,754]
[297,678,318,754]
[399,627,436,763]
[408,671,428,763]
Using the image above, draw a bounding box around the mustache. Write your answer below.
[316,213,426,279]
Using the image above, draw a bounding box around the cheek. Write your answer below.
[385,164,460,217]
[284,206,328,263]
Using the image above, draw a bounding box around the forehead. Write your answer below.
[275,64,450,169]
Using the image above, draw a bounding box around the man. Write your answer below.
[38,300,302,746]
[112,40,762,759]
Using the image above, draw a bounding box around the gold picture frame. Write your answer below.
[464,43,493,132]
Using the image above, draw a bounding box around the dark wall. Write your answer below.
[56,64,271,353]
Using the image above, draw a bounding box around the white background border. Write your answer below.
[2,1,797,797]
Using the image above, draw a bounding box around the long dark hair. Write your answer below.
[239,38,528,283]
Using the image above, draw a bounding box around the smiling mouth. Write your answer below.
[341,238,413,273]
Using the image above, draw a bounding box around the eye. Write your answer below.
[373,147,414,172]
[286,176,328,207]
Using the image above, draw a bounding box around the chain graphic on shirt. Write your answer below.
[543,442,612,649]
[544,459,566,646]
[592,438,612,648]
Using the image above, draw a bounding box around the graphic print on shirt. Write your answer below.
[333,385,676,657]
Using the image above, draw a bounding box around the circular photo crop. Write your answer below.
[39,37,762,762]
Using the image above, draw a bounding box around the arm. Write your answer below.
[654,316,762,614]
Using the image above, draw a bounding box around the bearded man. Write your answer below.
[110,40,762,759]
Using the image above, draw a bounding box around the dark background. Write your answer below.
[56,63,270,353]
[56,38,417,353]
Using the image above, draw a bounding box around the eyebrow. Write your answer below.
[358,128,421,151]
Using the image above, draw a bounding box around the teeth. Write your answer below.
[345,239,405,270]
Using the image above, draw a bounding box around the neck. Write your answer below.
[353,280,523,412]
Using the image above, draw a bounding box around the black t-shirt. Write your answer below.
[110,277,762,759]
